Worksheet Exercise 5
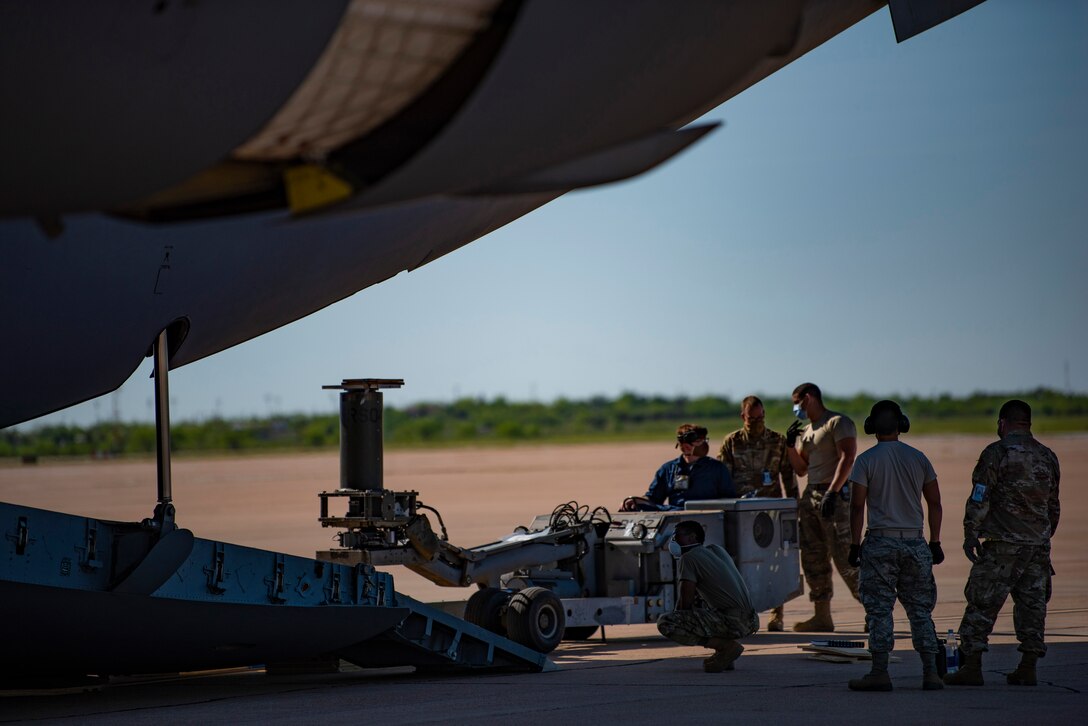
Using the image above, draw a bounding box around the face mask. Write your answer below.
[792,403,807,420]
[667,540,684,558]
[745,419,766,435]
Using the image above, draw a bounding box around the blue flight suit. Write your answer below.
[645,456,735,508]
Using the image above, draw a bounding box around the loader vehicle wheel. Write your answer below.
[464,587,511,635]
[562,626,599,641]
[505,586,565,653]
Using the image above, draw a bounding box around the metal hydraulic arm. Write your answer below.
[314,378,596,587]
[319,513,593,588]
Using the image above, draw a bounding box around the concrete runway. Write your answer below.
[3,613,1085,724]
[2,434,1085,723]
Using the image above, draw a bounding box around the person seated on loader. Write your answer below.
[621,424,735,512]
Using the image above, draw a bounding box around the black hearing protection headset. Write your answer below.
[864,400,910,435]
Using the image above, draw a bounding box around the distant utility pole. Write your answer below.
[1065,359,1071,393]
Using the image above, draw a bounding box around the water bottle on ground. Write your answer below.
[946,629,959,673]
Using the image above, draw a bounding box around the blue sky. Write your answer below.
[33,1,1088,427]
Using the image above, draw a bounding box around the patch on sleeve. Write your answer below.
[971,483,987,503]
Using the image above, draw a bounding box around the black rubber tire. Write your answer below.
[562,626,600,641]
[504,586,565,653]
[463,587,510,635]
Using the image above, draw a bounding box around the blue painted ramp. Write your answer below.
[0,501,552,679]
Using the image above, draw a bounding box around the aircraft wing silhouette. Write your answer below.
[0,1,986,427]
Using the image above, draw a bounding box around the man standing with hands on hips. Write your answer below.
[846,400,945,692]
[785,382,861,632]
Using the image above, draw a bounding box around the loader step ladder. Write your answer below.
[337,593,557,673]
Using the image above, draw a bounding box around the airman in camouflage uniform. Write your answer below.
[718,395,796,630]
[719,395,797,499]
[945,400,1060,687]
[786,383,861,632]
[845,400,945,692]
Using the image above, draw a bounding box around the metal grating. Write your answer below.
[233,0,500,161]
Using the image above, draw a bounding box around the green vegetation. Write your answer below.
[3,388,1086,461]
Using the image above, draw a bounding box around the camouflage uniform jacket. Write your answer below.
[718,426,797,498]
[965,431,1060,545]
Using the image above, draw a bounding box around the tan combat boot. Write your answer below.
[848,672,892,691]
[1006,652,1039,686]
[943,650,984,686]
[920,650,944,690]
[703,638,744,673]
[922,671,945,690]
[767,606,785,632]
[793,601,834,632]
[849,651,892,691]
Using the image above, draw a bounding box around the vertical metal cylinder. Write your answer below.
[340,387,383,490]
[153,329,172,504]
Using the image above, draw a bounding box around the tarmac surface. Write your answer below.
[2,434,1086,723]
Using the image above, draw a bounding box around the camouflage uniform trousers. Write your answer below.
[959,540,1052,656]
[858,536,938,654]
[798,487,860,602]
[657,607,760,646]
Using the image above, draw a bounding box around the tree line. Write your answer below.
[3,388,1085,460]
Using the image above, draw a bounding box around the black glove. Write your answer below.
[929,541,945,565]
[785,420,804,447]
[848,543,862,568]
[820,490,838,519]
[963,537,982,563]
